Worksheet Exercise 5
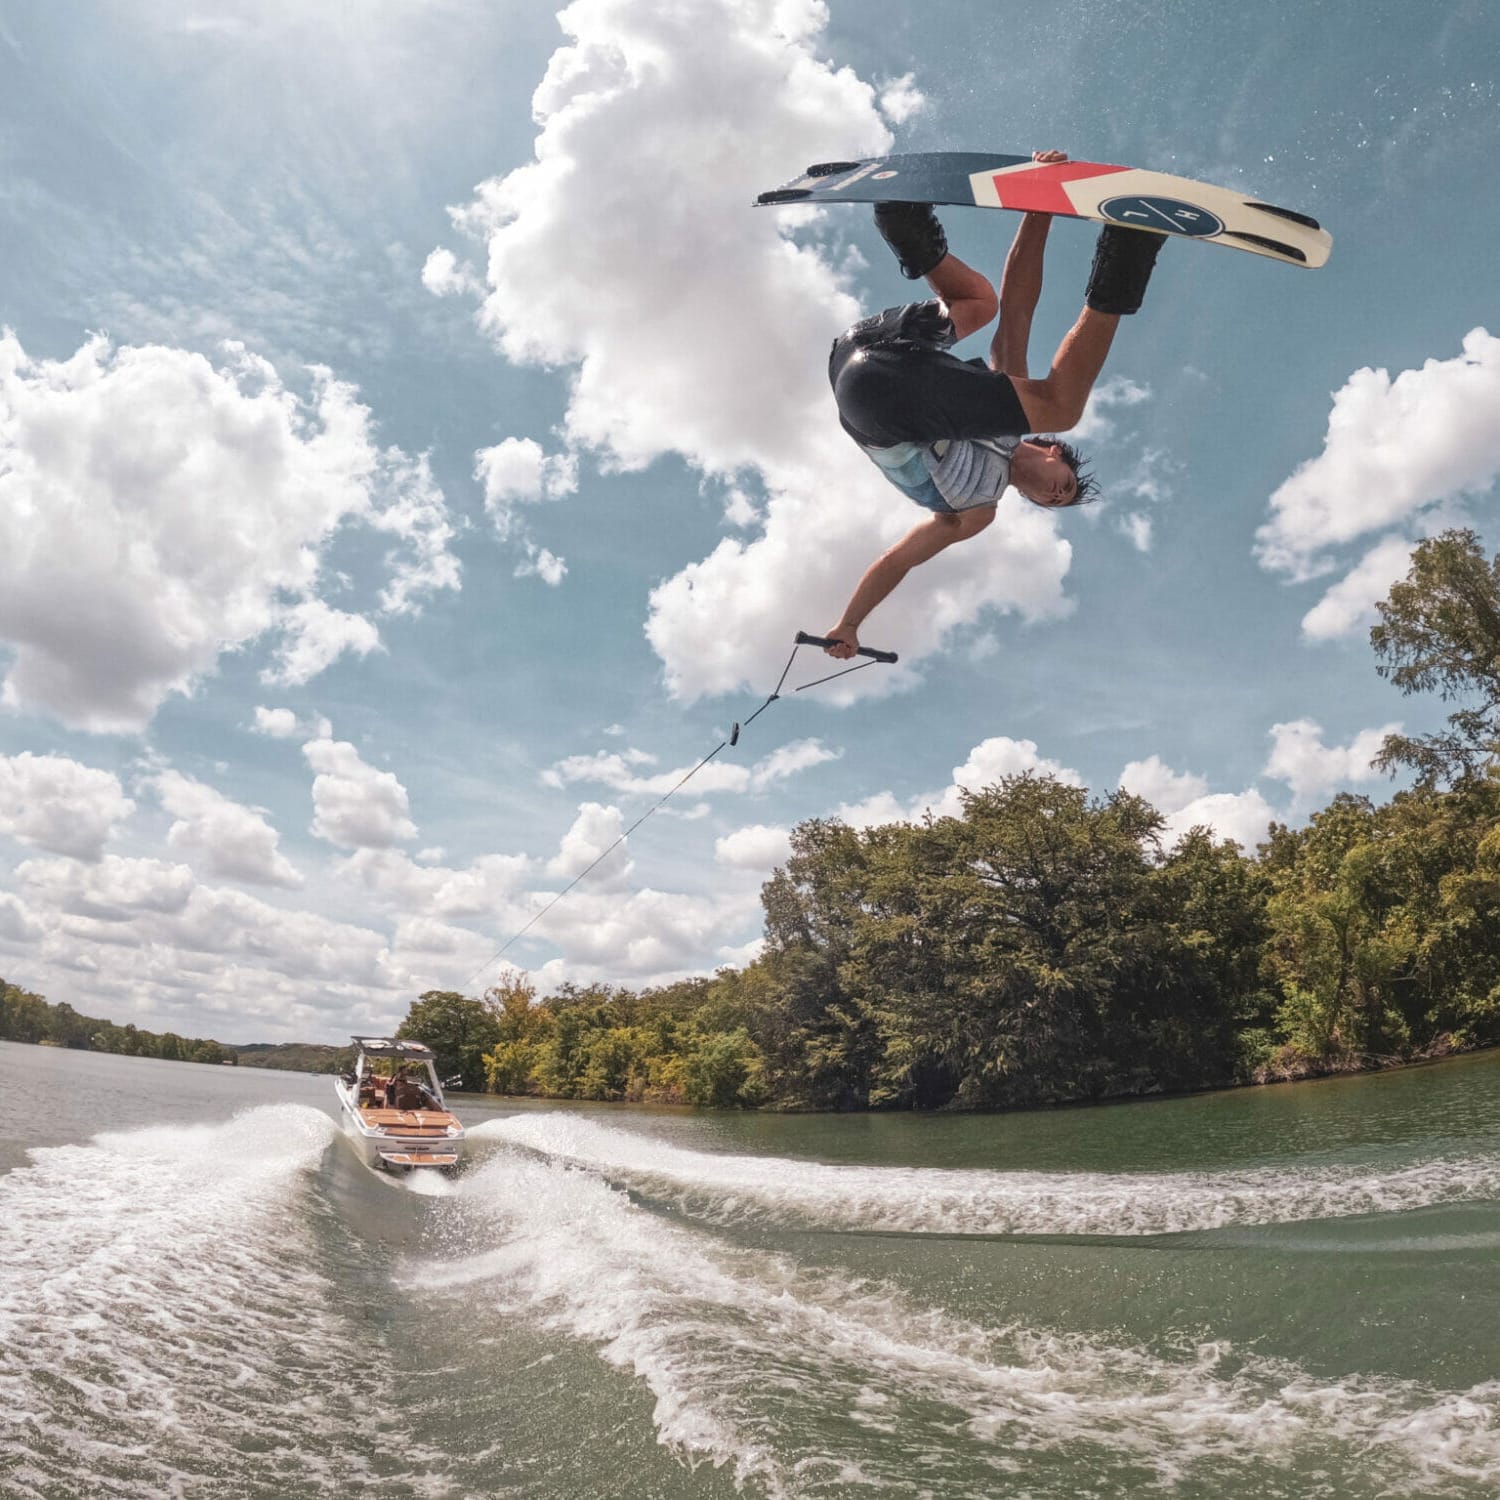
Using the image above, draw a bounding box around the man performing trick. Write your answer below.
[822,150,1163,659]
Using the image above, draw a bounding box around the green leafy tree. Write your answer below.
[530,1004,589,1098]
[482,973,554,1095]
[396,990,502,1091]
[681,1027,769,1107]
[755,819,881,1108]
[1358,778,1500,1050]
[854,777,1177,1108]
[1372,528,1500,784]
[1,980,52,1043]
[1148,827,1274,1081]
[1261,795,1419,1068]
[577,1027,651,1101]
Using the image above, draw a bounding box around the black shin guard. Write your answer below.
[873,201,949,281]
[1084,225,1164,315]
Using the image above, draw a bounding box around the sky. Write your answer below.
[2,0,1498,1046]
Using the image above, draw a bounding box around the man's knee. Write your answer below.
[946,285,998,342]
[1019,378,1087,435]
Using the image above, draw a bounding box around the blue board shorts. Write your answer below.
[828,302,1031,449]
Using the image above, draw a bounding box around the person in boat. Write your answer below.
[393,1070,425,1110]
[822,150,1163,659]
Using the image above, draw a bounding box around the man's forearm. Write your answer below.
[992,213,1051,373]
[824,514,987,655]
[837,548,911,632]
[999,214,1051,320]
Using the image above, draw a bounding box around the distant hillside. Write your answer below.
[231,1042,355,1074]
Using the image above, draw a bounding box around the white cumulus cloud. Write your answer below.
[421,246,482,297]
[303,736,417,849]
[151,769,303,887]
[1118,512,1153,552]
[252,706,302,739]
[0,332,457,732]
[545,801,632,889]
[1256,327,1500,586]
[0,892,44,944]
[1159,789,1277,852]
[877,72,926,125]
[714,822,792,871]
[837,735,1083,828]
[475,436,580,540]
[543,736,836,799]
[515,544,568,586]
[1263,718,1398,801]
[1119,754,1210,814]
[1118,754,1272,847]
[262,599,382,687]
[1299,534,1421,641]
[1071,375,1151,443]
[0,752,135,861]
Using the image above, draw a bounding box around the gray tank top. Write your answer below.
[921,437,1018,510]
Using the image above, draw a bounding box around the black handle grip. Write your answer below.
[795,630,899,664]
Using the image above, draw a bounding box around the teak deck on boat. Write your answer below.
[359,1107,460,1135]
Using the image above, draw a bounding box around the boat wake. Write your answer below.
[410,1128,1500,1498]
[0,1106,450,1499]
[474,1112,1500,1237]
[6,1103,1497,1497]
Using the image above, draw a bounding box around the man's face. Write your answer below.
[1014,440,1077,508]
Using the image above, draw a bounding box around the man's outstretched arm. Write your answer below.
[822,508,995,658]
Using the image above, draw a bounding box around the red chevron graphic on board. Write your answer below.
[988,160,1128,215]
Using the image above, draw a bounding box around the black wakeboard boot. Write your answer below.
[873,201,949,280]
[1084,224,1164,314]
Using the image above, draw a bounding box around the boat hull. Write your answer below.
[334,1082,465,1173]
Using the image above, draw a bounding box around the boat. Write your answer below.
[333,1036,466,1172]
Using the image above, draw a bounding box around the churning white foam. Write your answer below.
[475,1112,1500,1237]
[415,1138,1500,1498]
[0,1106,435,1499]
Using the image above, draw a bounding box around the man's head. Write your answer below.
[1010,436,1097,509]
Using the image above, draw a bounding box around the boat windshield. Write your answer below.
[355,1063,443,1111]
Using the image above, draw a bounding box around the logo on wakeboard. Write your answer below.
[1100,196,1224,237]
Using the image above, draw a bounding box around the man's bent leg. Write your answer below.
[1010,227,1163,431]
[924,254,998,342]
[1010,307,1120,433]
[873,202,997,339]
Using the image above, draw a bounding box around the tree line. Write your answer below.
[0,980,234,1066]
[5,530,1500,1111]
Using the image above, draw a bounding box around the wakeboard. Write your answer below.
[756,152,1331,268]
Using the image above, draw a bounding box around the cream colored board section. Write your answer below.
[968,163,1331,267]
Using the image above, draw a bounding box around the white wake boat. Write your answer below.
[333,1036,466,1172]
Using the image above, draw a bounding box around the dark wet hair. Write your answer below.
[1030,435,1099,507]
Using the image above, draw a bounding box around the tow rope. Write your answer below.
[461,631,898,988]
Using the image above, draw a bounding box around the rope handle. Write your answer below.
[793,630,899,664]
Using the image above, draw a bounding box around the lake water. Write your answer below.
[2,1039,1497,1497]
